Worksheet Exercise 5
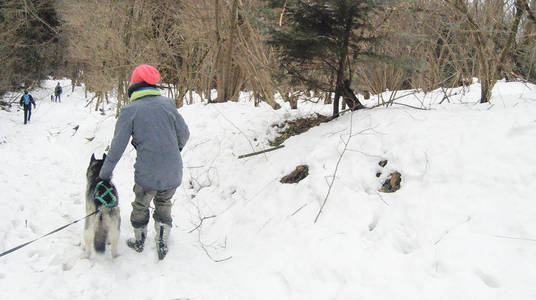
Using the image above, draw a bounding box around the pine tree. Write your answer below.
[268,0,380,117]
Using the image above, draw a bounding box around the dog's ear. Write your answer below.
[103,153,107,160]
[91,153,96,162]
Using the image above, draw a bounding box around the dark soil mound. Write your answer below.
[270,113,331,146]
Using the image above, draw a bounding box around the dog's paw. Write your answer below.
[80,252,90,259]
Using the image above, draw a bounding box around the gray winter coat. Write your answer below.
[99,94,189,191]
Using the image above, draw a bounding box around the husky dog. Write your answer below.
[82,153,121,259]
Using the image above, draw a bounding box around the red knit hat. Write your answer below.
[130,64,160,85]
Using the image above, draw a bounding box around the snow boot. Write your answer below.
[155,222,171,260]
[127,226,147,253]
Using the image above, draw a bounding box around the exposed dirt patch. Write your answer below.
[379,160,388,168]
[380,171,402,193]
[281,165,309,184]
[270,114,331,146]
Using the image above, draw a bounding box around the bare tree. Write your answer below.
[445,0,525,103]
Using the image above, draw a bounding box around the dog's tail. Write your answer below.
[94,212,108,253]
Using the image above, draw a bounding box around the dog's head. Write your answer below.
[87,153,106,180]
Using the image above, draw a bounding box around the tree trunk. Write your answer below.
[215,0,239,103]
[188,89,193,105]
[341,80,363,110]
[117,77,126,117]
[290,94,298,109]
[284,88,298,109]
[332,14,353,118]
[215,0,224,102]
[95,93,102,112]
[223,0,239,101]
[206,62,214,103]
[480,78,493,104]
[324,91,332,104]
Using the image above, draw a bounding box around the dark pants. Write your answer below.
[55,94,61,102]
[23,107,32,124]
[131,183,176,228]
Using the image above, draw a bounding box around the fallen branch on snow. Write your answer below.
[237,145,285,159]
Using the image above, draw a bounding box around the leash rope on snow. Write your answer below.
[0,209,101,258]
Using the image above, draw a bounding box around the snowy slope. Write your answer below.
[0,79,536,300]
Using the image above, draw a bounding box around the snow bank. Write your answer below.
[1,79,535,299]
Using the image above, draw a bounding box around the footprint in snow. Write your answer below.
[391,223,419,254]
[368,213,379,232]
[475,269,500,288]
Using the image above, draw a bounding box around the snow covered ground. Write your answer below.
[1,79,535,299]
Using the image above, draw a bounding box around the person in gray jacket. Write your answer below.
[99,64,189,259]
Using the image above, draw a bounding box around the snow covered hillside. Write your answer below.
[1,79,535,299]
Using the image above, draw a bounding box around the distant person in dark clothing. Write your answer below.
[19,90,36,124]
[54,82,62,102]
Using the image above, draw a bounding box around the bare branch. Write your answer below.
[237,145,285,159]
[314,111,356,223]
[188,215,217,233]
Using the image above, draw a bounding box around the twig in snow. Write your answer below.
[349,126,382,137]
[291,203,308,216]
[323,175,333,186]
[374,191,390,207]
[237,145,285,159]
[366,90,424,109]
[420,152,429,180]
[412,91,427,108]
[258,218,272,232]
[188,215,217,233]
[434,216,471,245]
[84,96,97,108]
[197,231,233,263]
[186,139,211,152]
[314,112,356,223]
[188,199,232,263]
[404,110,424,121]
[391,102,430,110]
[326,128,347,137]
[71,125,79,136]
[345,148,384,159]
[213,105,266,160]
[491,235,536,242]
[439,86,452,104]
[185,165,205,169]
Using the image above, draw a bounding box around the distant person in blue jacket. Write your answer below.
[54,82,62,102]
[19,90,36,125]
